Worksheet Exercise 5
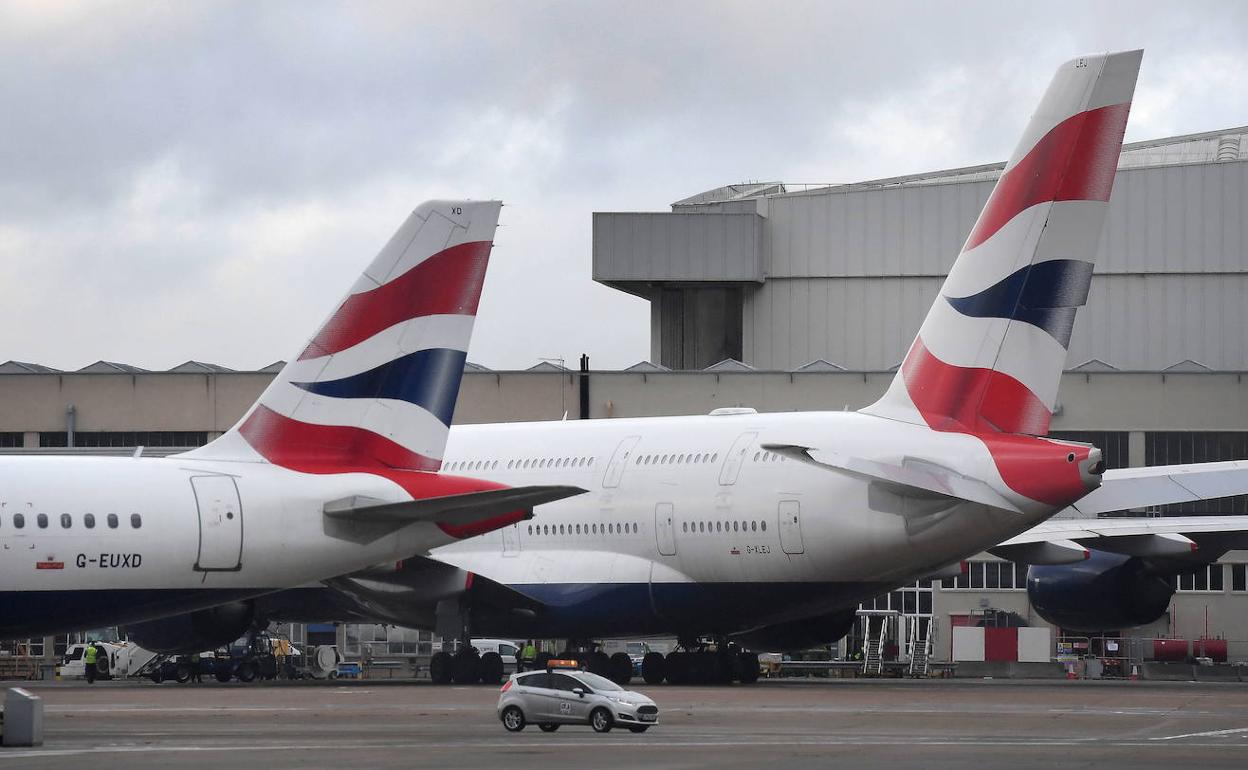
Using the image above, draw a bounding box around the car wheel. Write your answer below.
[175,664,192,684]
[628,725,649,733]
[215,670,232,683]
[150,670,164,684]
[590,707,613,733]
[501,705,526,732]
[538,723,560,732]
[236,661,257,683]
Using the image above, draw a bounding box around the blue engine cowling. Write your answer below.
[122,601,255,654]
[1026,550,1174,632]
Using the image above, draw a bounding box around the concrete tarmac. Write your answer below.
[2,677,1247,769]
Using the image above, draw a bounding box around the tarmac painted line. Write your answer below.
[2,736,1246,759]
[1150,726,1248,741]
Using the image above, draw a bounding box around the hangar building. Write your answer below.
[1,127,1246,672]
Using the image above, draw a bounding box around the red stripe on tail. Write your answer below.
[299,240,492,361]
[239,404,442,472]
[964,103,1131,251]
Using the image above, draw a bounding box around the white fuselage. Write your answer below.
[429,410,1064,636]
[0,455,460,637]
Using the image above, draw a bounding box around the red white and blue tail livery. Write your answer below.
[193,200,501,472]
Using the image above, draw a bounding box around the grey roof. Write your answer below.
[679,126,1248,203]
[464,361,492,372]
[704,358,756,372]
[1163,359,1213,372]
[168,360,236,373]
[1069,359,1119,372]
[77,361,149,374]
[258,361,286,373]
[791,358,846,372]
[526,361,569,372]
[0,361,62,374]
[624,361,670,372]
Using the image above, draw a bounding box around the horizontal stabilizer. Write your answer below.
[324,485,586,526]
[762,443,1021,513]
[1067,460,1248,515]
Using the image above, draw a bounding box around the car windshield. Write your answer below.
[574,671,624,692]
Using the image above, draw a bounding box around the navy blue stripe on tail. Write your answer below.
[292,348,467,426]
[944,259,1093,347]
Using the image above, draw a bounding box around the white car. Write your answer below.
[498,664,659,733]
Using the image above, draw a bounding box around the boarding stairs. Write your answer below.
[906,616,934,678]
[857,610,896,676]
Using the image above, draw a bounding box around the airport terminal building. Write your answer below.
[2,126,1246,668]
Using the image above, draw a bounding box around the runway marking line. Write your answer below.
[1150,726,1248,741]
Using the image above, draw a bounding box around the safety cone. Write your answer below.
[1129,664,1139,681]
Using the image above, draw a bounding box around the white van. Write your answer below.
[62,642,130,679]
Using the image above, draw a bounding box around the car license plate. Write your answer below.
[640,714,656,722]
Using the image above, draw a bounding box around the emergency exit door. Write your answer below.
[655,502,676,556]
[191,475,244,571]
[778,500,804,554]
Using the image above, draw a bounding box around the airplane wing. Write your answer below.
[762,443,1022,513]
[324,485,586,525]
[993,516,1248,565]
[1062,460,1248,516]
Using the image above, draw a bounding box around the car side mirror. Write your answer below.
[573,687,585,697]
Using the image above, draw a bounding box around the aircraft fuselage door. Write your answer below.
[502,523,520,556]
[778,499,804,554]
[719,432,758,486]
[655,502,676,556]
[602,435,641,489]
[191,475,243,571]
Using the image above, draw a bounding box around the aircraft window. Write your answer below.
[543,525,549,535]
[559,524,565,535]
[753,452,760,462]
[575,524,581,534]
[13,513,24,528]
[592,524,597,534]
[507,461,514,470]
[751,521,757,532]
[633,523,638,534]
[733,521,739,532]
[84,513,95,529]
[527,525,532,535]
[493,460,499,469]
[60,513,71,529]
[682,522,687,532]
[698,522,705,533]
[711,454,718,463]
[37,514,48,529]
[761,521,767,532]
[716,521,722,532]
[588,458,594,466]
[107,514,119,529]
[131,514,142,528]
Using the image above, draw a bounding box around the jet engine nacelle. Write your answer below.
[732,609,857,652]
[123,601,256,654]
[1026,551,1174,632]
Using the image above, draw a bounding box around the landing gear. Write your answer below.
[451,648,480,684]
[641,652,666,684]
[648,639,761,685]
[586,651,611,678]
[430,651,453,684]
[478,651,505,685]
[736,652,761,684]
[608,652,634,685]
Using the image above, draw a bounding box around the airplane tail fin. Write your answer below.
[186,200,502,470]
[862,50,1142,436]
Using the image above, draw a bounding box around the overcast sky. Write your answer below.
[2,1,1245,371]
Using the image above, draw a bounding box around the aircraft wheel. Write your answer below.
[477,652,504,685]
[430,651,453,684]
[608,652,634,685]
[664,652,687,685]
[451,649,480,684]
[587,651,611,677]
[175,663,192,684]
[215,669,232,683]
[641,652,665,685]
[736,652,760,684]
[712,651,736,684]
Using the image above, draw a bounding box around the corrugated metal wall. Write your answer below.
[593,211,764,283]
[747,159,1248,370]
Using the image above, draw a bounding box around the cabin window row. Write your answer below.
[526,521,639,537]
[635,452,718,466]
[0,513,142,530]
[682,519,766,534]
[444,457,596,472]
[752,451,786,463]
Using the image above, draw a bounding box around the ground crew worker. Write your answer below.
[520,640,537,672]
[84,643,98,684]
